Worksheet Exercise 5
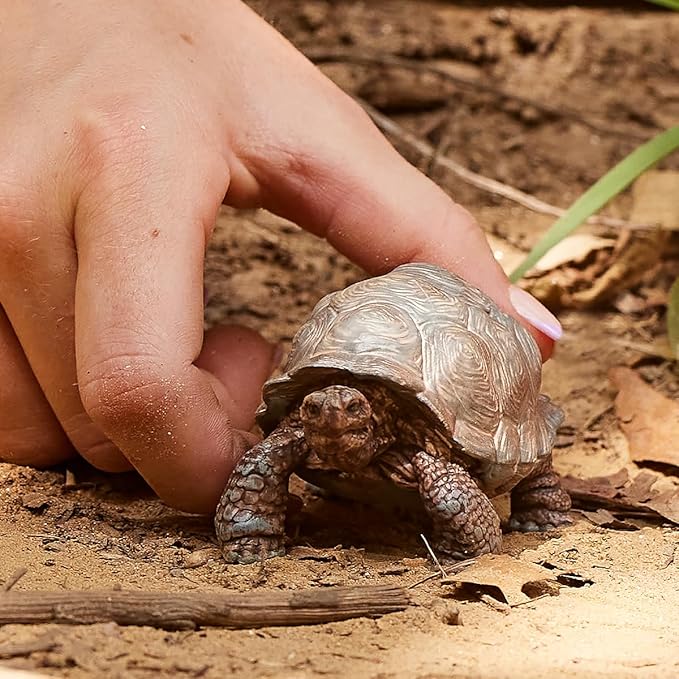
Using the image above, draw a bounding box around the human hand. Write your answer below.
[0,0,561,513]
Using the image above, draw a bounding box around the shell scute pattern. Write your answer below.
[260,263,562,466]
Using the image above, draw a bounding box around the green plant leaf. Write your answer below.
[644,0,679,10]
[510,126,679,282]
[668,277,679,359]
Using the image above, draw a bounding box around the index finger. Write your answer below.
[229,45,561,357]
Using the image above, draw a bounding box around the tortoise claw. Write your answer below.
[222,536,286,564]
[508,511,572,533]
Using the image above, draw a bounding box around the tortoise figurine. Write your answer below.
[215,263,571,564]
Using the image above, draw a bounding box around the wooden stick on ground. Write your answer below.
[306,48,655,143]
[0,585,409,631]
[359,99,653,233]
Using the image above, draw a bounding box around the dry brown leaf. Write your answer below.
[524,230,667,310]
[562,469,679,526]
[579,508,639,531]
[562,468,629,500]
[646,491,679,524]
[529,234,615,273]
[625,471,658,503]
[610,367,679,469]
[442,554,557,606]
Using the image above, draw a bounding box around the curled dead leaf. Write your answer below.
[609,367,679,469]
[523,230,667,310]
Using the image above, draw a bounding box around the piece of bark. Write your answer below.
[0,585,408,631]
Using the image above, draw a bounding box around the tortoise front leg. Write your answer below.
[412,451,502,559]
[215,425,306,564]
[509,455,572,531]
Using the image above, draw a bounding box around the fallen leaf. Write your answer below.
[561,468,629,500]
[523,230,667,310]
[610,366,679,469]
[625,471,658,503]
[529,234,615,273]
[578,508,639,531]
[442,554,557,606]
[562,470,679,526]
[646,491,679,524]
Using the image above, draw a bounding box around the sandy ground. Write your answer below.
[1,2,679,677]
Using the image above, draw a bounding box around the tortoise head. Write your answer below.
[299,385,375,471]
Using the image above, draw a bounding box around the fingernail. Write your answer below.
[509,286,563,341]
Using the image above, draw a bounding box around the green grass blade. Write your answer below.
[668,277,679,359]
[510,126,679,282]
[644,0,679,9]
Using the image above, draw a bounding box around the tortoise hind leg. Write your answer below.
[412,451,502,559]
[215,425,306,564]
[509,455,571,532]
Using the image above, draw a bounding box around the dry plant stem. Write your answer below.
[307,49,654,142]
[0,586,409,630]
[2,568,28,592]
[420,533,447,577]
[360,100,651,232]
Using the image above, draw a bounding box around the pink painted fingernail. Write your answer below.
[509,286,563,341]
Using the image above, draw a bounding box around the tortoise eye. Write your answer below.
[346,400,362,416]
[304,402,321,417]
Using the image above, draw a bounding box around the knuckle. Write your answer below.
[78,353,179,433]
[73,98,161,188]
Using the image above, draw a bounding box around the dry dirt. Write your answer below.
[2,2,679,678]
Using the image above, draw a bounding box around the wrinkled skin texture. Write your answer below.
[0,0,556,514]
[215,384,571,564]
[299,386,376,471]
[509,456,573,531]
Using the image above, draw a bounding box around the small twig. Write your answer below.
[511,593,551,608]
[660,544,677,570]
[420,534,447,577]
[360,99,653,232]
[480,594,510,612]
[582,403,614,432]
[307,48,655,142]
[407,572,441,590]
[2,568,28,592]
[0,585,409,630]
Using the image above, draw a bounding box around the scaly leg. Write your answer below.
[509,455,571,531]
[214,425,306,564]
[412,451,502,559]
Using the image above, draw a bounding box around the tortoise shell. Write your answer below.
[257,263,563,468]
